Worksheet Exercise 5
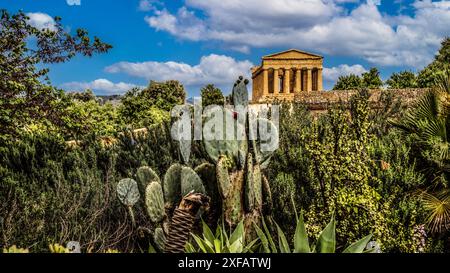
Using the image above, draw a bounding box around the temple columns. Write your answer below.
[263,69,269,96]
[273,69,279,95]
[317,68,323,91]
[307,68,312,92]
[295,69,301,93]
[284,69,290,93]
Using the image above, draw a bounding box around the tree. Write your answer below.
[386,71,418,89]
[361,68,383,89]
[200,84,224,107]
[418,37,450,88]
[0,10,111,139]
[118,80,186,128]
[392,70,450,234]
[333,74,362,90]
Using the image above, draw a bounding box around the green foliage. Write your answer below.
[201,84,225,107]
[118,81,185,128]
[186,220,259,253]
[361,68,383,89]
[268,91,429,252]
[0,10,111,139]
[333,68,383,90]
[60,99,121,139]
[255,214,375,253]
[392,71,450,236]
[418,37,450,88]
[386,71,418,89]
[333,74,362,90]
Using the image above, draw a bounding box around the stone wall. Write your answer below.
[253,88,429,111]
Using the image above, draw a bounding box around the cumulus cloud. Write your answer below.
[66,0,81,6]
[26,12,56,31]
[62,79,141,94]
[105,54,254,88]
[139,0,154,11]
[144,0,450,68]
[323,64,367,81]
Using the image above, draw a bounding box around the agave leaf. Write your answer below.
[316,215,336,253]
[228,237,243,253]
[294,211,311,253]
[244,238,260,253]
[343,234,373,253]
[276,223,291,253]
[192,233,214,253]
[202,220,216,245]
[214,239,222,253]
[229,220,244,245]
[253,223,270,253]
[262,218,278,253]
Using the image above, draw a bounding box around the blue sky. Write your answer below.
[2,0,450,96]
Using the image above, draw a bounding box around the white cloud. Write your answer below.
[139,0,154,11]
[26,12,56,31]
[144,0,450,68]
[323,64,367,81]
[66,0,81,6]
[105,54,254,88]
[62,79,141,94]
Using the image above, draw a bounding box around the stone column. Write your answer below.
[273,69,279,95]
[295,68,301,93]
[317,68,323,91]
[307,68,312,92]
[263,69,269,97]
[284,69,290,94]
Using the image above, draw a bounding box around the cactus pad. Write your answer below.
[153,227,166,252]
[232,76,249,107]
[117,178,140,207]
[145,182,166,223]
[163,164,206,207]
[136,166,160,195]
[252,118,279,168]
[180,166,206,197]
[203,108,242,163]
[216,156,231,198]
[163,163,182,206]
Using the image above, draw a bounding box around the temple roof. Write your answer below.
[263,49,323,60]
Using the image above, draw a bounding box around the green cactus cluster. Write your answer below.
[116,76,278,250]
[116,164,206,252]
[202,77,279,229]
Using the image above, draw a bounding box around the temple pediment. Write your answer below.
[263,49,322,60]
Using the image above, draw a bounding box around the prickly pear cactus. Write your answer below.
[201,76,279,229]
[163,164,206,209]
[136,166,160,193]
[117,178,140,207]
[203,108,242,163]
[117,178,140,226]
[117,164,209,253]
[145,182,165,223]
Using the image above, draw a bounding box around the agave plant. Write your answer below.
[254,212,377,253]
[391,70,450,233]
[186,220,259,253]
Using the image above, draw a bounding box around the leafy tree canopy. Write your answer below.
[119,80,186,128]
[361,68,383,89]
[386,71,418,89]
[333,74,362,90]
[0,10,112,139]
[200,84,224,107]
[418,37,450,88]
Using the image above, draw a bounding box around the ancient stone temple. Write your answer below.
[251,49,323,102]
